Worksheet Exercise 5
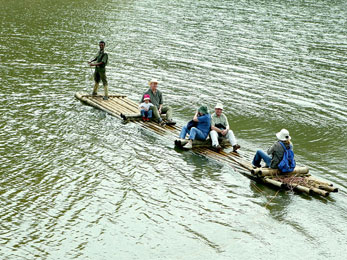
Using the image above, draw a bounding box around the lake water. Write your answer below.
[0,0,346,259]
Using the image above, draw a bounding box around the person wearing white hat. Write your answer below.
[210,102,241,152]
[252,129,293,168]
[140,79,175,125]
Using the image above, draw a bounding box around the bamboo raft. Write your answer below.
[75,92,338,197]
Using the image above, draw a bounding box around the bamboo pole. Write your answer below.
[122,114,168,120]
[82,94,127,98]
[221,152,254,171]
[174,138,231,148]
[310,183,338,192]
[111,98,139,113]
[293,184,311,194]
[107,98,138,113]
[75,93,121,118]
[318,185,338,193]
[263,178,285,188]
[104,99,132,114]
[307,176,333,187]
[77,93,132,117]
[91,97,125,115]
[195,148,250,175]
[252,166,309,177]
[309,187,329,197]
[100,96,137,115]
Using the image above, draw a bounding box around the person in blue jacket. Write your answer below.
[179,106,211,149]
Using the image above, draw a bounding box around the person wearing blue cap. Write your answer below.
[179,106,211,149]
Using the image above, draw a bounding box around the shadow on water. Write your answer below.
[173,146,224,181]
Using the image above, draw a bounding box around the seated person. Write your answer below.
[210,103,241,153]
[140,79,175,125]
[139,94,153,121]
[252,129,293,168]
[179,106,211,149]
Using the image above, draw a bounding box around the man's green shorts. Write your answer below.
[94,69,108,85]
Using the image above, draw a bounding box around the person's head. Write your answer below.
[276,129,291,144]
[214,103,223,116]
[99,40,105,50]
[198,106,209,116]
[149,79,158,91]
[143,94,151,103]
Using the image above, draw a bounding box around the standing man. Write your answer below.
[210,103,241,153]
[140,79,175,125]
[88,40,109,100]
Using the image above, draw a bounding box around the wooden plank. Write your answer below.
[75,93,121,118]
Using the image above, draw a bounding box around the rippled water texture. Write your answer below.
[0,0,346,259]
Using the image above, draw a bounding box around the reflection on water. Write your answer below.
[0,0,347,259]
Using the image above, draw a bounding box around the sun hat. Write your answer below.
[149,79,159,85]
[143,94,151,100]
[215,103,223,110]
[198,106,209,115]
[276,129,291,141]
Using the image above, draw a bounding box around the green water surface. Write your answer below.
[0,0,346,259]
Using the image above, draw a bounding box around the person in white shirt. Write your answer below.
[210,103,241,152]
[139,94,154,121]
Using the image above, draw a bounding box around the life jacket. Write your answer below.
[278,142,296,173]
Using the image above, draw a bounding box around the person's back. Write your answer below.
[252,129,293,169]
[268,140,292,169]
[196,113,211,139]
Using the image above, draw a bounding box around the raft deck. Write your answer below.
[75,92,338,197]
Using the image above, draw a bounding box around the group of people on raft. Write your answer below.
[89,41,294,170]
[138,78,294,170]
[138,78,241,152]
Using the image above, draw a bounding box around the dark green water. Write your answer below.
[1,0,346,259]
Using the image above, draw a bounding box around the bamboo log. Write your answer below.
[318,185,338,192]
[251,166,309,177]
[309,187,329,197]
[310,183,338,192]
[293,184,311,194]
[263,178,285,188]
[174,138,231,148]
[107,98,138,114]
[194,148,249,175]
[306,176,333,187]
[82,94,127,98]
[105,100,134,114]
[112,99,139,113]
[219,152,255,171]
[92,97,126,115]
[75,93,121,118]
[122,113,168,120]
[97,99,125,114]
